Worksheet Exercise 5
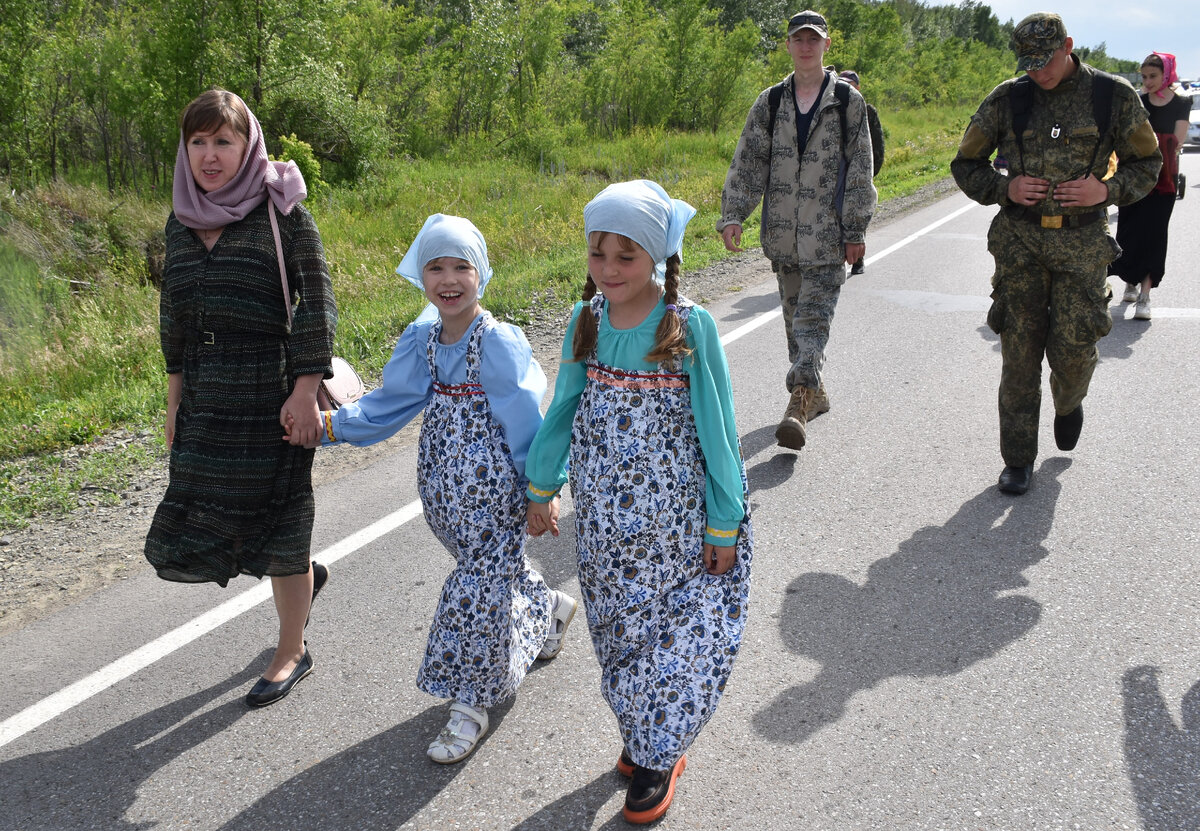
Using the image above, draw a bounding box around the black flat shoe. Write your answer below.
[1054,405,1083,451]
[623,755,687,824]
[305,562,329,628]
[245,648,314,708]
[997,464,1033,495]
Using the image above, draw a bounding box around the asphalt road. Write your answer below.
[3,153,1200,831]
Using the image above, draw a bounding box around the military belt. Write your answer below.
[1004,207,1103,230]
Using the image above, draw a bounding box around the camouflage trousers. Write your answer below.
[986,216,1116,466]
[773,262,846,392]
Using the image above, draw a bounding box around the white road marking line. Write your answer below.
[720,201,977,347]
[0,501,424,749]
[863,201,976,266]
[720,308,781,346]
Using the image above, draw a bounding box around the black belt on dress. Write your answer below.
[187,330,282,346]
[1004,206,1103,229]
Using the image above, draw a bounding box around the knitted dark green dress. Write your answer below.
[145,201,336,586]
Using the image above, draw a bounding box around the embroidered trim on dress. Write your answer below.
[433,381,485,397]
[587,365,689,390]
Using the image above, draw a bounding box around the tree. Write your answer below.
[585,0,668,134]
[0,0,40,179]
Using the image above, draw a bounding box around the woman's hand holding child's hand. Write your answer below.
[281,412,321,448]
[280,399,320,447]
[280,374,323,447]
[703,543,736,575]
[526,497,560,537]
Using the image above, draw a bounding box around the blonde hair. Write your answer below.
[571,232,691,364]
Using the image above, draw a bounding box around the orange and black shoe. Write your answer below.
[616,748,634,777]
[622,755,687,824]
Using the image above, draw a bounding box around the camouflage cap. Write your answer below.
[787,10,829,39]
[1011,12,1067,72]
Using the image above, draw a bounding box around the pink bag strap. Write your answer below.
[267,204,294,328]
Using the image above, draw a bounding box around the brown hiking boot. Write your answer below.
[775,387,814,450]
[805,384,830,420]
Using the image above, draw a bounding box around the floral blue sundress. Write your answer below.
[571,297,753,771]
[415,314,551,709]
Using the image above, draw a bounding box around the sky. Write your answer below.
[983,0,1200,87]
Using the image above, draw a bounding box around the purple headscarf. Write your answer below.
[172,92,307,231]
[1152,51,1178,100]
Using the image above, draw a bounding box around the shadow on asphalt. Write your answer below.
[753,457,1071,744]
[0,650,267,829]
[977,323,999,352]
[216,697,517,830]
[741,425,801,496]
[508,769,630,831]
[1099,308,1149,360]
[724,287,778,323]
[1122,665,1200,829]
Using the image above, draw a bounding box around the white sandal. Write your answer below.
[538,590,578,660]
[427,702,489,764]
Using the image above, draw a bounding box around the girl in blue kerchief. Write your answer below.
[318,214,578,764]
[525,181,753,824]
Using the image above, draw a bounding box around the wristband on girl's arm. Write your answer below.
[705,525,738,547]
[526,483,560,503]
[323,410,335,443]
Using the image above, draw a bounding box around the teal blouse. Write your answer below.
[525,296,746,547]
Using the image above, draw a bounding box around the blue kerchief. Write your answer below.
[583,180,696,284]
[396,214,493,298]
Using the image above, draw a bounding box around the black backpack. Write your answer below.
[1008,71,1117,176]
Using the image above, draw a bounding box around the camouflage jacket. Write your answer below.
[951,57,1161,214]
[719,71,878,267]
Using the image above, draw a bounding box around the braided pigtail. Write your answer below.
[570,272,600,362]
[645,254,691,364]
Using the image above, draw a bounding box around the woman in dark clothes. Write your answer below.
[1111,52,1191,321]
[145,89,338,706]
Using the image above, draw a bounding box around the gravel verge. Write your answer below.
[0,179,959,637]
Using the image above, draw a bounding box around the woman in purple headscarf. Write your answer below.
[145,89,338,707]
[1110,52,1191,321]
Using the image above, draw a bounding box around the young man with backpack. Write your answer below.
[719,9,877,452]
[951,12,1161,496]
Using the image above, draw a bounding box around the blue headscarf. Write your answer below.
[582,180,696,284]
[396,213,493,296]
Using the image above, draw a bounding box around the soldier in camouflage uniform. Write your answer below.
[951,12,1161,495]
[718,9,877,451]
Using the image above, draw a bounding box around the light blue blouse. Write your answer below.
[323,314,546,477]
[525,297,746,546]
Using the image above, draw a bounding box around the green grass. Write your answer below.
[873,104,976,202]
[0,437,159,530]
[0,104,974,529]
